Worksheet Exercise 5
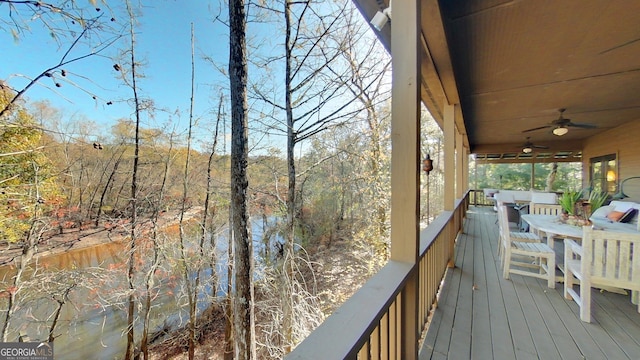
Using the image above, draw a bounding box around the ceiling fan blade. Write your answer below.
[533,144,549,149]
[522,125,551,133]
[567,122,597,129]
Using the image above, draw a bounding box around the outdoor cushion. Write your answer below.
[607,211,625,222]
[591,205,614,218]
[609,201,639,213]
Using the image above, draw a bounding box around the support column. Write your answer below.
[444,104,455,211]
[390,1,420,358]
[474,156,478,204]
[465,148,470,193]
[456,130,464,199]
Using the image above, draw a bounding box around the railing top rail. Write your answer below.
[286,260,413,359]
[420,210,453,256]
[420,193,467,256]
[287,191,470,359]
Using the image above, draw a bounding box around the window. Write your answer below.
[589,154,617,194]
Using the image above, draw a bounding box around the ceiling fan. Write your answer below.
[522,108,597,136]
[521,137,549,153]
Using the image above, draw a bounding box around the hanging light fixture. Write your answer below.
[552,126,569,136]
[522,146,533,154]
[370,0,392,31]
[422,154,434,175]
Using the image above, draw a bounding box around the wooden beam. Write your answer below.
[444,104,456,211]
[456,129,464,199]
[471,139,583,154]
[463,147,470,194]
[474,154,582,164]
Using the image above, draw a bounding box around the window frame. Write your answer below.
[589,153,617,194]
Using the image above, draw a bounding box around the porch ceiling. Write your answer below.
[352,0,640,161]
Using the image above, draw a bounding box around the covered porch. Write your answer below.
[421,206,640,359]
[289,1,640,359]
[288,196,640,359]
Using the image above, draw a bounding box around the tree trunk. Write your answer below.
[229,1,255,358]
[140,134,173,360]
[282,1,296,352]
[546,163,558,192]
[180,24,197,360]
[96,156,122,226]
[225,205,234,360]
[125,2,141,358]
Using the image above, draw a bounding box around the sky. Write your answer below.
[1,1,233,144]
[1,1,387,154]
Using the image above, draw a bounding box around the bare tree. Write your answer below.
[229,0,256,358]
[139,132,174,360]
[546,163,558,191]
[339,8,392,243]
[177,22,198,360]
[0,1,122,119]
[0,89,61,341]
[254,1,365,351]
[0,163,49,341]
[123,2,142,358]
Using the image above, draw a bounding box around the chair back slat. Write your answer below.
[583,228,640,289]
[619,241,632,281]
[530,203,563,216]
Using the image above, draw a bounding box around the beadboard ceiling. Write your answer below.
[353,0,640,162]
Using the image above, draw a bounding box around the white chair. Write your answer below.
[496,202,540,259]
[564,227,640,322]
[494,192,515,207]
[498,204,556,288]
[483,188,499,200]
[530,192,558,205]
[528,203,564,240]
[524,192,559,231]
[529,203,563,215]
[495,192,528,231]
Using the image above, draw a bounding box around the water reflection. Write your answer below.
[0,217,281,359]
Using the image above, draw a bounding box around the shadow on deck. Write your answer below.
[420,206,640,359]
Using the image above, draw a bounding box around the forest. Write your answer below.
[0,1,583,359]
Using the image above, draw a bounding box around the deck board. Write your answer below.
[448,219,474,360]
[481,213,517,360]
[420,206,640,360]
[471,215,493,360]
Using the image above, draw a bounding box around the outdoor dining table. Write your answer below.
[521,213,640,304]
[520,214,582,248]
[521,214,639,246]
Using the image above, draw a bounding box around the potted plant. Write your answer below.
[558,190,584,216]
[588,190,609,214]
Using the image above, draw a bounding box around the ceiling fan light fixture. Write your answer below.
[552,126,569,136]
[522,146,533,153]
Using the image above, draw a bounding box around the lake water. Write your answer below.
[0,217,281,359]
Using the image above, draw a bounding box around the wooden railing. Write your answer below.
[287,192,469,359]
[469,189,494,206]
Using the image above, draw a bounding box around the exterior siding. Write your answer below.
[582,121,640,201]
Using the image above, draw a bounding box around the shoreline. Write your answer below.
[0,225,127,266]
[0,207,203,266]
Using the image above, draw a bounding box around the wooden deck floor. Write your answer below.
[420,206,640,360]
